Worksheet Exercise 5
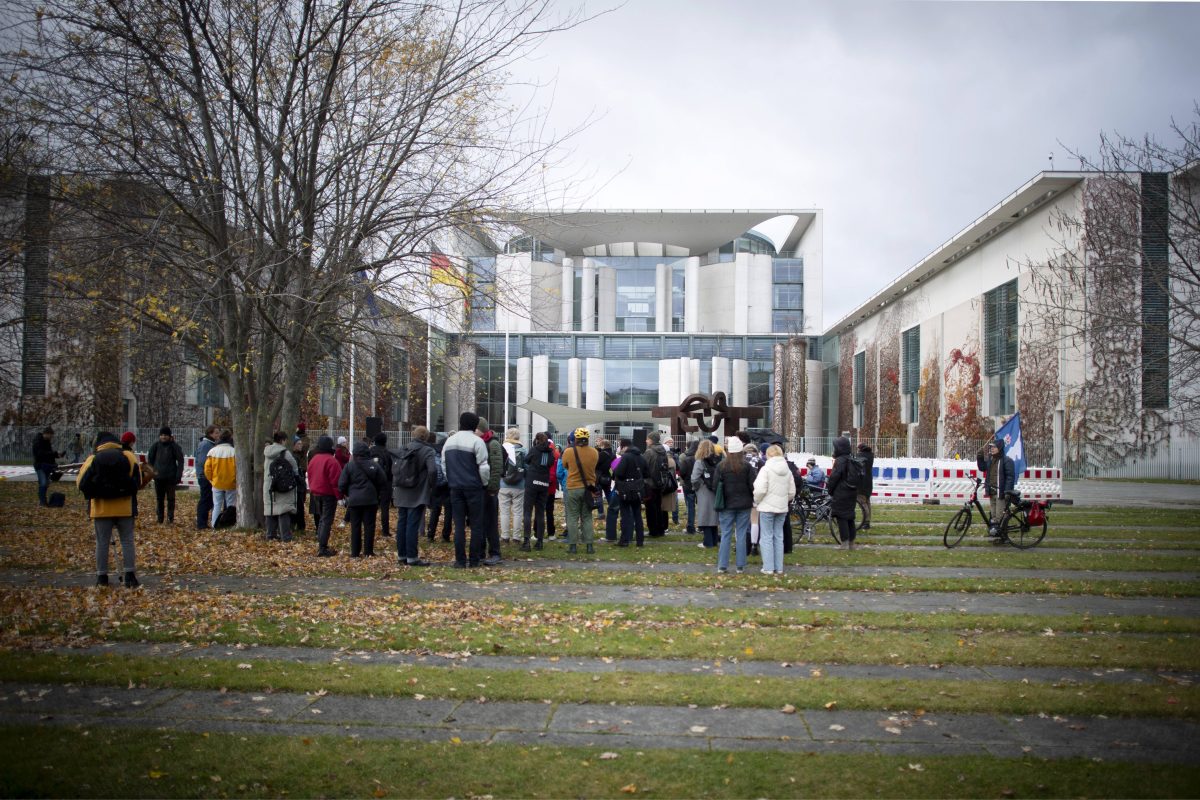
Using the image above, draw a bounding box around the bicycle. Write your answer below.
[943,478,1048,549]
[790,486,865,544]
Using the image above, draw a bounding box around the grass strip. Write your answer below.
[1,724,1197,798]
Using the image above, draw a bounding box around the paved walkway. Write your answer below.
[3,568,1197,618]
[2,681,1195,764]
[1064,480,1200,508]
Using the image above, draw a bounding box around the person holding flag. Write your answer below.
[976,413,1021,540]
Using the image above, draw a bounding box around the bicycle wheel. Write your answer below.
[789,502,806,541]
[943,507,972,548]
[827,509,843,544]
[1001,509,1046,549]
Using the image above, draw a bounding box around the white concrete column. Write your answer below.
[581,258,596,333]
[732,358,749,430]
[684,256,700,333]
[733,254,750,334]
[560,257,574,332]
[658,358,682,407]
[678,356,694,396]
[532,354,549,435]
[655,262,671,332]
[567,357,582,408]
[597,266,617,332]
[585,358,606,411]
[805,359,824,439]
[712,356,730,396]
[748,254,774,335]
[516,356,532,444]
[689,359,701,396]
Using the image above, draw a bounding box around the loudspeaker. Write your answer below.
[633,428,647,452]
[365,416,383,441]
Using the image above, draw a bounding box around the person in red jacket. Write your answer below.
[334,436,351,467]
[545,438,559,539]
[307,435,343,557]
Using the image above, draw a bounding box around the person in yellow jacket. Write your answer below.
[203,430,238,527]
[76,431,142,587]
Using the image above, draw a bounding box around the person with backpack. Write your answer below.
[753,444,796,575]
[370,433,394,539]
[612,438,649,547]
[643,431,674,537]
[594,438,616,539]
[307,436,343,557]
[32,426,63,508]
[338,442,388,557]
[262,431,299,542]
[147,426,185,524]
[194,426,218,530]
[856,443,875,531]
[715,436,756,573]
[478,418,504,564]
[498,428,526,544]
[826,435,862,550]
[76,431,142,587]
[691,439,722,549]
[427,433,452,542]
[545,437,559,539]
[678,439,699,536]
[444,411,490,568]
[392,426,436,566]
[521,432,553,551]
[560,427,599,555]
[203,430,237,528]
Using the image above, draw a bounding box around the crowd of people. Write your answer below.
[49,414,886,586]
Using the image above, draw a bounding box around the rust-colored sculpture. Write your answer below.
[651,392,764,437]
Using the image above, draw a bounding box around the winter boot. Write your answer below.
[123,571,140,588]
[95,574,108,587]
[586,543,595,554]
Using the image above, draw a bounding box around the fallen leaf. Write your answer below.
[824,701,837,710]
[599,752,619,760]
[620,785,637,794]
[828,724,845,731]
[147,771,165,779]
[781,704,797,714]
[236,663,252,670]
[690,725,708,733]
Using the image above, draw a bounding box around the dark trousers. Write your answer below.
[294,476,307,531]
[782,513,794,554]
[428,486,451,540]
[377,498,392,538]
[35,464,53,506]
[700,525,718,548]
[196,481,213,529]
[484,491,500,557]
[450,485,486,566]
[645,492,668,535]
[313,494,338,552]
[834,512,855,543]
[605,491,620,540]
[265,513,293,541]
[346,504,378,556]
[545,491,557,537]
[619,499,645,546]
[154,479,177,522]
[396,505,424,562]
[522,489,546,542]
[684,491,696,533]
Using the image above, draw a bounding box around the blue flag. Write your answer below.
[996,412,1026,477]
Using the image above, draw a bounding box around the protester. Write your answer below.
[427,434,452,542]
[478,418,503,564]
[498,428,526,544]
[715,436,756,573]
[393,426,436,567]
[444,411,490,568]
[595,438,617,540]
[203,430,237,528]
[120,431,149,519]
[805,458,826,489]
[857,442,875,530]
[691,439,721,549]
[32,426,62,507]
[612,438,648,547]
[306,435,343,556]
[826,436,860,550]
[522,432,553,551]
[69,432,84,463]
[292,423,310,531]
[370,433,394,539]
[337,442,387,557]
[194,425,218,530]
[976,437,1016,538]
[678,439,699,535]
[643,431,671,537]
[262,431,299,542]
[76,431,141,587]
[147,426,185,524]
[561,427,599,554]
[753,444,795,575]
[545,437,559,539]
[334,436,351,467]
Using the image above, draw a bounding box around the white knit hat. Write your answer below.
[724,436,744,454]
[337,436,348,445]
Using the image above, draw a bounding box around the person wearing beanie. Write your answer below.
[334,436,350,467]
[642,431,672,538]
[338,441,388,557]
[194,425,219,529]
[76,431,142,588]
[392,426,437,567]
[263,431,299,542]
[477,418,504,565]
[976,436,1016,537]
[498,427,527,547]
[203,430,238,528]
[442,411,490,567]
[117,432,145,519]
[856,443,875,531]
[306,435,343,556]
[291,424,311,532]
[147,426,185,524]
[714,435,755,573]
[826,436,860,550]
[120,431,136,447]
[31,426,64,507]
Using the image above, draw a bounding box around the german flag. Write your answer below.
[431,253,467,294]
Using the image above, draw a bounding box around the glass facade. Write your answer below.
[771,257,804,333]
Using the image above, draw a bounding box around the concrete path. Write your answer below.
[59,640,1200,688]
[2,681,1195,764]
[1063,480,1200,508]
[3,568,1197,618]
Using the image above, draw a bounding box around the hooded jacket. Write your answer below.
[262,442,299,516]
[147,437,185,484]
[856,445,875,496]
[524,440,553,492]
[76,439,140,519]
[977,438,1016,498]
[482,430,503,493]
[338,443,388,507]
[825,436,858,516]
[753,455,797,514]
[716,453,757,511]
[393,438,438,509]
[501,439,527,490]
[306,437,343,498]
[194,435,217,486]
[203,441,237,491]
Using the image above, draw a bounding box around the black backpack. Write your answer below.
[394,447,424,489]
[269,452,297,493]
[678,454,696,492]
[502,448,525,485]
[79,448,136,500]
[652,451,677,493]
[844,456,864,492]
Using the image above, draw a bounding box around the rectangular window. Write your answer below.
[692,338,717,359]
[772,311,803,333]
[988,371,1015,418]
[575,337,601,358]
[773,285,802,310]
[853,350,865,428]
[983,279,1017,416]
[604,337,633,359]
[663,337,690,358]
[633,337,661,359]
[719,338,743,359]
[902,326,919,424]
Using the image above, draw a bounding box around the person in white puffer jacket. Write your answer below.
[752,445,796,575]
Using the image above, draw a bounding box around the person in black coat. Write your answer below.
[826,436,859,550]
[337,442,388,557]
[369,434,395,539]
[147,426,185,524]
[32,426,62,507]
[977,437,1017,536]
[856,443,875,531]
[715,437,756,572]
[613,440,650,547]
[522,433,554,550]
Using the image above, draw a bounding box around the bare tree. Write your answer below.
[1024,107,1200,467]
[2,0,584,523]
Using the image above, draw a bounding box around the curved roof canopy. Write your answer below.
[503,210,817,257]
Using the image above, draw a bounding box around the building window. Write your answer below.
[604,360,658,411]
[467,257,497,332]
[772,257,805,333]
[387,347,409,424]
[853,350,865,428]
[983,279,1018,415]
[317,346,342,418]
[184,349,224,408]
[901,326,919,424]
[672,264,686,331]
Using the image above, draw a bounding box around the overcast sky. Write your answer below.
[512,0,1200,327]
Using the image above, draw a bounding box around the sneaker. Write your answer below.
[717,567,728,574]
[860,522,871,531]
[452,561,468,569]
[534,541,543,550]
[697,543,706,549]
[482,555,502,566]
[735,567,744,574]
[317,548,338,557]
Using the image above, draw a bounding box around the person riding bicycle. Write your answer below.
[976,436,1016,538]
